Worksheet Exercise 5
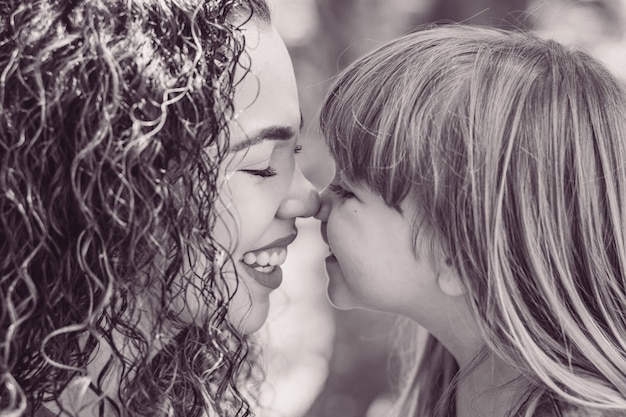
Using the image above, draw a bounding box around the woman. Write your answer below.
[316,25,626,417]
[0,0,319,415]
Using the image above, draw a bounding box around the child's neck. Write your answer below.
[455,353,525,417]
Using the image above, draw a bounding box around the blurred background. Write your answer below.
[256,1,626,417]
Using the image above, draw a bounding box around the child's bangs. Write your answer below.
[320,75,414,209]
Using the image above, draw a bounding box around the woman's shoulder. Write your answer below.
[32,406,57,417]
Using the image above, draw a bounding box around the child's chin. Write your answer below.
[325,257,358,310]
[326,278,362,311]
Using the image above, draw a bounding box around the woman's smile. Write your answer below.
[239,231,297,289]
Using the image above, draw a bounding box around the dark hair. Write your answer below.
[0,0,270,415]
[321,25,626,416]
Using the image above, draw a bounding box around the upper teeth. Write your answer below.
[242,247,288,267]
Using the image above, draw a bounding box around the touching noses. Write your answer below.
[276,165,320,219]
[314,185,332,222]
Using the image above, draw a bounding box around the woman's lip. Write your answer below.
[252,231,297,252]
[236,230,297,290]
[239,262,283,290]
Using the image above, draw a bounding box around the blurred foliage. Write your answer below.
[280,0,533,189]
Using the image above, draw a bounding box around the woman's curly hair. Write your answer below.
[0,0,269,415]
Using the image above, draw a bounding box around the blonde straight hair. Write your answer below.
[320,25,626,417]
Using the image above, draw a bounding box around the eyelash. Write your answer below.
[241,145,302,178]
[328,183,355,199]
[242,166,277,178]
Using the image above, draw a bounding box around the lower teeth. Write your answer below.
[253,265,274,273]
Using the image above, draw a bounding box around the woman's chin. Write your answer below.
[228,299,271,335]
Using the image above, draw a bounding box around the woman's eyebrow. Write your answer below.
[229,113,304,152]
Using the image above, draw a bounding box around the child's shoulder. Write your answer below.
[535,398,626,417]
[561,410,626,417]
[558,402,626,417]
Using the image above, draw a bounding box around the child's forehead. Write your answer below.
[335,164,363,182]
[336,167,378,194]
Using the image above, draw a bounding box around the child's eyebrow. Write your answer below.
[229,113,303,152]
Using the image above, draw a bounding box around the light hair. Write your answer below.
[320,25,626,417]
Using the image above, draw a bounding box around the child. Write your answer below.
[0,0,319,415]
[316,25,626,417]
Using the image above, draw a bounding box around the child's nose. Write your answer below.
[314,187,332,222]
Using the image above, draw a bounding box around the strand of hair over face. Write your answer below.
[0,0,268,416]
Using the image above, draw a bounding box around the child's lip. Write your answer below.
[320,223,328,245]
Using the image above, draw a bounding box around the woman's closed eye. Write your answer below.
[328,183,355,199]
[241,166,277,178]
[239,144,302,179]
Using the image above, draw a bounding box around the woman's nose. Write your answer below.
[276,165,320,219]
